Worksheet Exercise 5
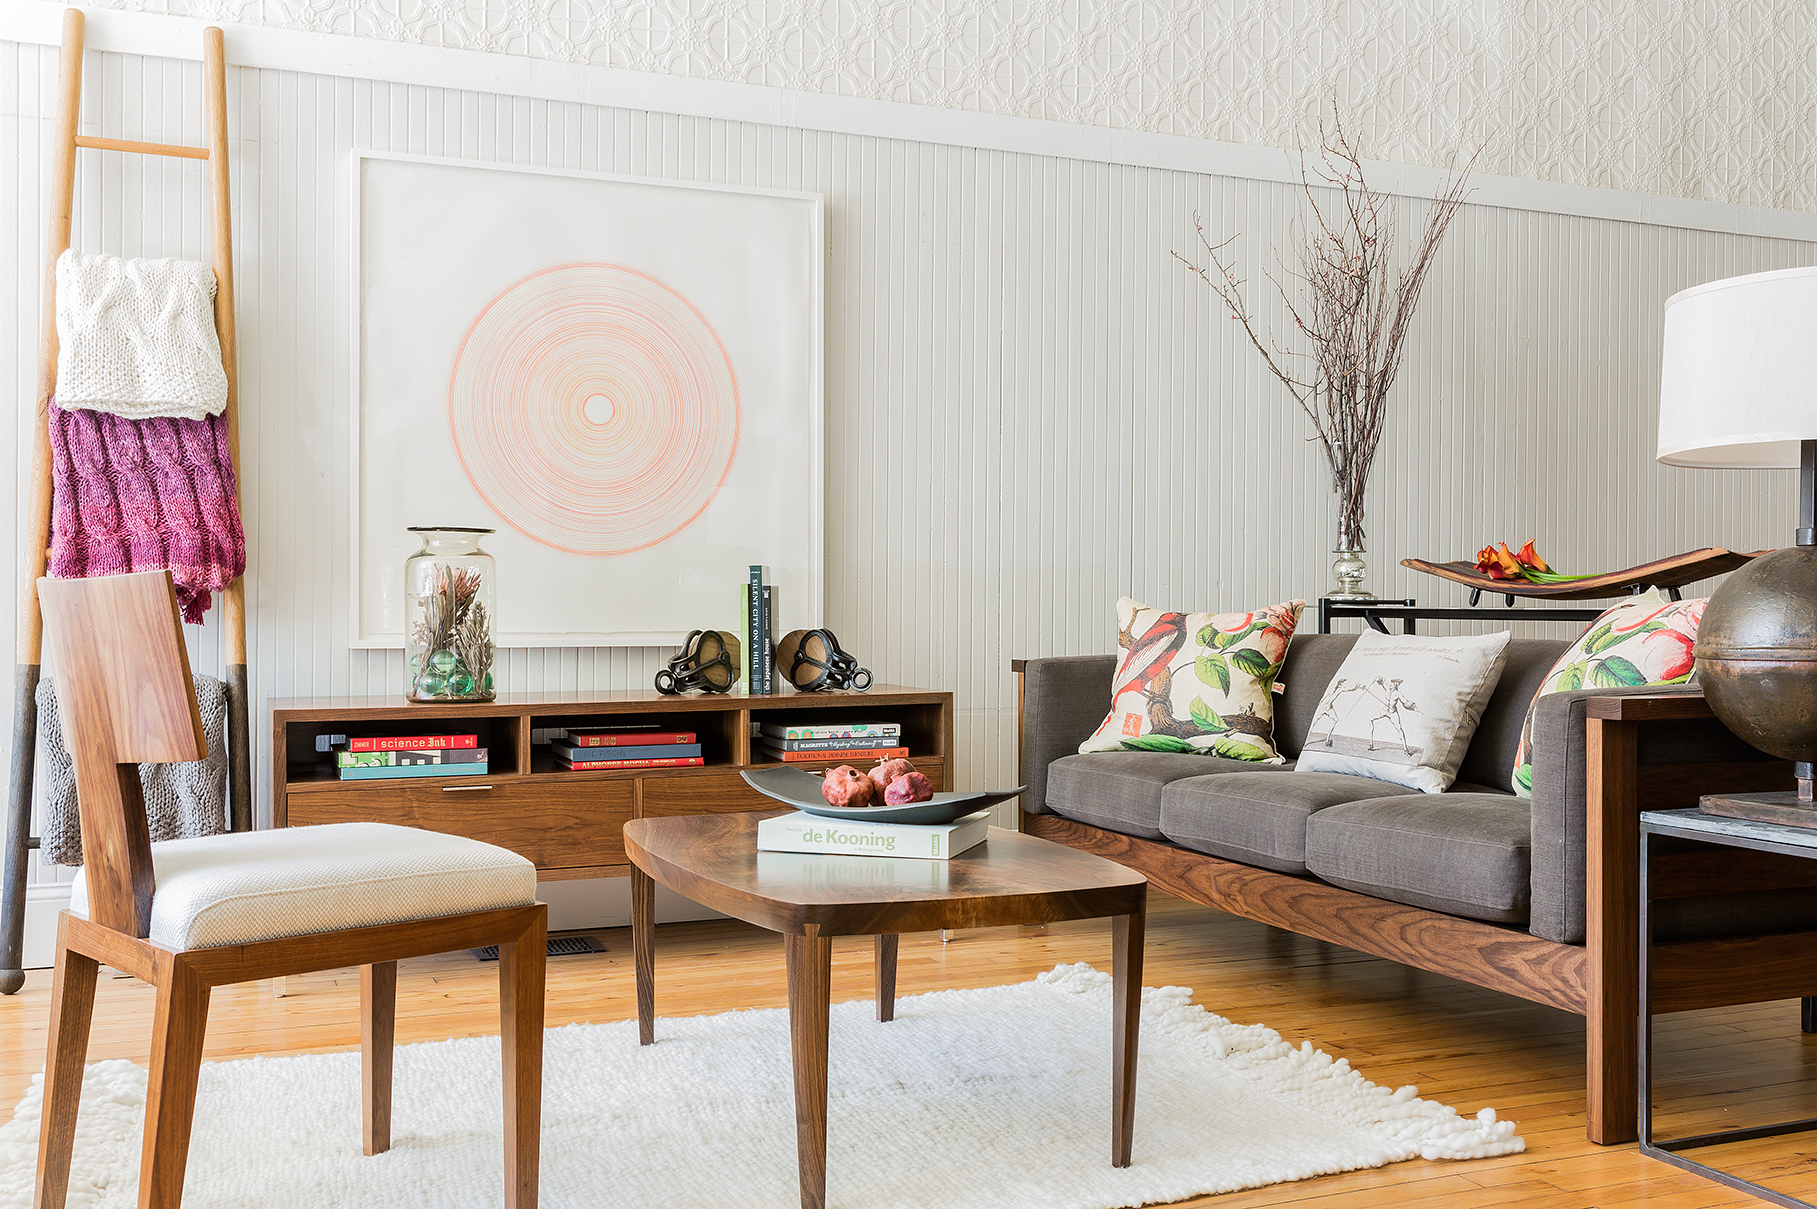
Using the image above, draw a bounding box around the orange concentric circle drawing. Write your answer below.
[448,263,740,556]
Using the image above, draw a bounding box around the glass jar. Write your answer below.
[404,527,497,702]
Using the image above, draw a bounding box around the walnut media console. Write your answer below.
[271,686,955,881]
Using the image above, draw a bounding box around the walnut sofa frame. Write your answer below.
[1013,670,1809,1146]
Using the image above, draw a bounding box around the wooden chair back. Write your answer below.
[38,572,206,937]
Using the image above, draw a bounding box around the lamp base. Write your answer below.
[1701,791,1817,831]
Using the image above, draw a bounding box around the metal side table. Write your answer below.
[1316,596,1605,635]
[1640,807,1817,1208]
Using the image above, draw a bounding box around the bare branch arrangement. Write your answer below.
[1174,109,1474,553]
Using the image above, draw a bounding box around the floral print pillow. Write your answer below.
[1079,597,1303,763]
[1511,590,1704,797]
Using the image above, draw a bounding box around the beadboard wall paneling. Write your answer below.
[2,42,1806,918]
[36,0,1817,214]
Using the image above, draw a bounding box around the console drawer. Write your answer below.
[638,773,777,817]
[285,778,634,871]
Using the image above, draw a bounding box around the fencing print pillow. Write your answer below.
[1295,629,1512,793]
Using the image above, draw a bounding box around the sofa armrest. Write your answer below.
[1014,655,1116,814]
[1527,685,1783,943]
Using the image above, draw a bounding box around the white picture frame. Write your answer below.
[349,151,824,648]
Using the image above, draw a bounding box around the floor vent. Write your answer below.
[471,935,605,962]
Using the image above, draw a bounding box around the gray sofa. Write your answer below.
[1017,632,1809,1144]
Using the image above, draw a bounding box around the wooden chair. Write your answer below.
[32,571,547,1209]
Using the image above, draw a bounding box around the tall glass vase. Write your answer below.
[404,527,497,702]
[1329,494,1373,601]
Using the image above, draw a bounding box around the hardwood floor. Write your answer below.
[3,890,1815,1207]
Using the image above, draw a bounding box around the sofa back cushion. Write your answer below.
[1276,633,1571,772]
[1275,634,1359,758]
[1457,638,1573,790]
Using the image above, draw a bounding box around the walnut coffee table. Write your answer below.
[624,811,1149,1209]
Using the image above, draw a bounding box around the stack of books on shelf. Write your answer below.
[552,727,704,771]
[336,733,486,780]
[757,721,906,765]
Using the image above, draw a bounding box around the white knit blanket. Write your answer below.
[54,249,228,420]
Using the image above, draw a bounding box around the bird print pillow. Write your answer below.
[1078,597,1304,762]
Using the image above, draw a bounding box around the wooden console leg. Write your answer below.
[632,863,656,1045]
[786,930,832,1209]
[1585,717,1639,1146]
[1803,997,1816,1034]
[874,934,897,1022]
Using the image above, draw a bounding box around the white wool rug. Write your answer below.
[0,964,1521,1209]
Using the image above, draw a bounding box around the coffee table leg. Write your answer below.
[786,930,832,1209]
[632,863,656,1046]
[1111,899,1145,1168]
[874,934,898,1022]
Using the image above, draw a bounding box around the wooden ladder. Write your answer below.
[0,8,252,995]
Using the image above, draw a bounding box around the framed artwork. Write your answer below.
[350,151,823,647]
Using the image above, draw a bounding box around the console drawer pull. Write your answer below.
[443,785,495,792]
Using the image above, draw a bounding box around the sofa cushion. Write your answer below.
[1274,634,1358,759]
[1304,793,1531,924]
[1455,638,1572,792]
[1045,753,1293,840]
[1158,772,1409,874]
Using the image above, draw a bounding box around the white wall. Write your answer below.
[2,17,1809,956]
[39,0,1817,212]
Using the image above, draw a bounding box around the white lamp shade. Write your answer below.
[1658,265,1817,469]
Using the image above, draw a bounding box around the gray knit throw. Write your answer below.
[36,673,230,866]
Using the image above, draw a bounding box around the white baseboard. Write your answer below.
[22,883,72,970]
[535,878,725,933]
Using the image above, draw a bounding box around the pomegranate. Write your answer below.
[819,765,879,808]
[883,770,934,805]
[868,757,916,793]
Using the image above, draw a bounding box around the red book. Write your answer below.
[558,755,706,771]
[565,729,697,748]
[348,734,479,752]
[760,747,910,764]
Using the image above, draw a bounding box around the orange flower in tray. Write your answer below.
[1472,541,1593,585]
[1474,543,1525,580]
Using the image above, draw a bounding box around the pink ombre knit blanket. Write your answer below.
[49,401,246,624]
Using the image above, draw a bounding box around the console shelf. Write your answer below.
[270,685,954,880]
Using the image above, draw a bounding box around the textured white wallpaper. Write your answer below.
[40,0,1817,211]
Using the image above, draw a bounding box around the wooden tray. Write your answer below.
[1399,547,1761,600]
